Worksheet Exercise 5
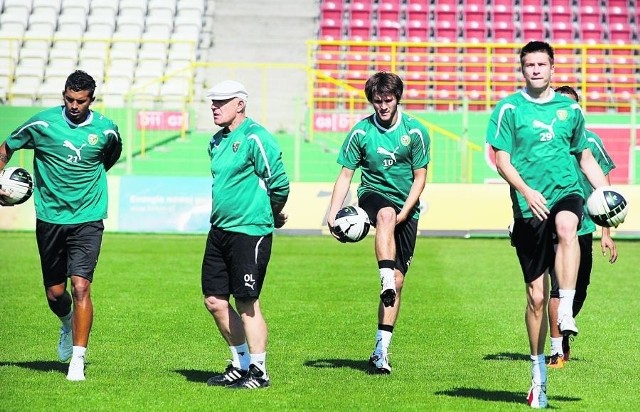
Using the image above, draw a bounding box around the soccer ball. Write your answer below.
[586,186,628,228]
[0,167,34,205]
[333,205,370,242]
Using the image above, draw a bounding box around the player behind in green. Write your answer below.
[547,85,618,368]
[0,70,122,381]
[327,71,430,374]
[486,41,608,408]
[201,80,289,389]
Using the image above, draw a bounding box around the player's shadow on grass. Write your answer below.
[483,352,531,361]
[174,369,213,383]
[0,360,67,374]
[436,387,580,405]
[304,358,371,373]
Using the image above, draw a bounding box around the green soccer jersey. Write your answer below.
[5,106,122,224]
[337,111,431,219]
[578,129,616,235]
[207,118,289,236]
[486,90,588,219]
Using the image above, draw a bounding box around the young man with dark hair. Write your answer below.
[0,70,122,381]
[327,71,431,374]
[486,42,608,408]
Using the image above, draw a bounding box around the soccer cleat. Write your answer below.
[207,364,247,386]
[527,382,548,408]
[562,335,571,361]
[558,315,579,337]
[368,352,392,374]
[547,353,565,369]
[66,356,85,381]
[58,327,73,362]
[227,364,270,389]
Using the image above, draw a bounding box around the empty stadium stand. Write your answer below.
[313,0,640,112]
[0,0,212,106]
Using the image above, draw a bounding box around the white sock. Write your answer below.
[530,354,547,385]
[558,289,576,319]
[379,268,395,292]
[550,337,563,356]
[230,343,250,370]
[72,346,86,360]
[60,311,72,332]
[250,352,267,374]
[375,330,393,354]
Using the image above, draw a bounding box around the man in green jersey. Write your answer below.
[201,80,289,389]
[0,70,122,381]
[327,72,430,374]
[547,85,617,369]
[487,41,609,408]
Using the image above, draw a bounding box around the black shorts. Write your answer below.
[201,228,272,299]
[512,194,583,283]
[550,233,593,298]
[359,192,418,276]
[36,219,104,287]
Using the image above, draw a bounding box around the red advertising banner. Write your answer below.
[313,112,363,132]
[137,111,189,130]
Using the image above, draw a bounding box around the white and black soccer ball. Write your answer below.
[586,186,628,228]
[0,167,34,205]
[333,205,371,243]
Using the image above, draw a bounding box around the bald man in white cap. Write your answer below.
[201,80,290,389]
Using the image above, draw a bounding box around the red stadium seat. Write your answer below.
[579,5,602,25]
[344,49,369,72]
[320,1,344,22]
[316,49,341,74]
[521,4,544,23]
[406,18,429,42]
[609,23,633,44]
[493,21,516,42]
[550,21,574,44]
[463,20,488,42]
[521,21,547,42]
[377,19,401,42]
[612,75,635,113]
[433,1,458,24]
[463,2,486,24]
[406,1,430,23]
[581,22,603,44]
[585,87,608,113]
[608,6,630,25]
[548,5,574,25]
[348,19,372,40]
[320,18,342,41]
[492,4,514,24]
[377,1,402,22]
[434,19,458,42]
[349,0,373,21]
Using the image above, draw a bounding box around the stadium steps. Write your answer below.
[196,0,318,134]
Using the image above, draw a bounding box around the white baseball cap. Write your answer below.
[205,80,248,101]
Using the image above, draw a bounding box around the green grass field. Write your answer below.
[1,233,639,411]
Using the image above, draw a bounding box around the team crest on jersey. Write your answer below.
[556,110,568,121]
[232,142,241,152]
[87,134,99,145]
[400,135,411,146]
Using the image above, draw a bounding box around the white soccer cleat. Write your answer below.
[57,327,73,362]
[527,382,548,408]
[66,356,85,381]
[368,352,392,374]
[559,315,579,337]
